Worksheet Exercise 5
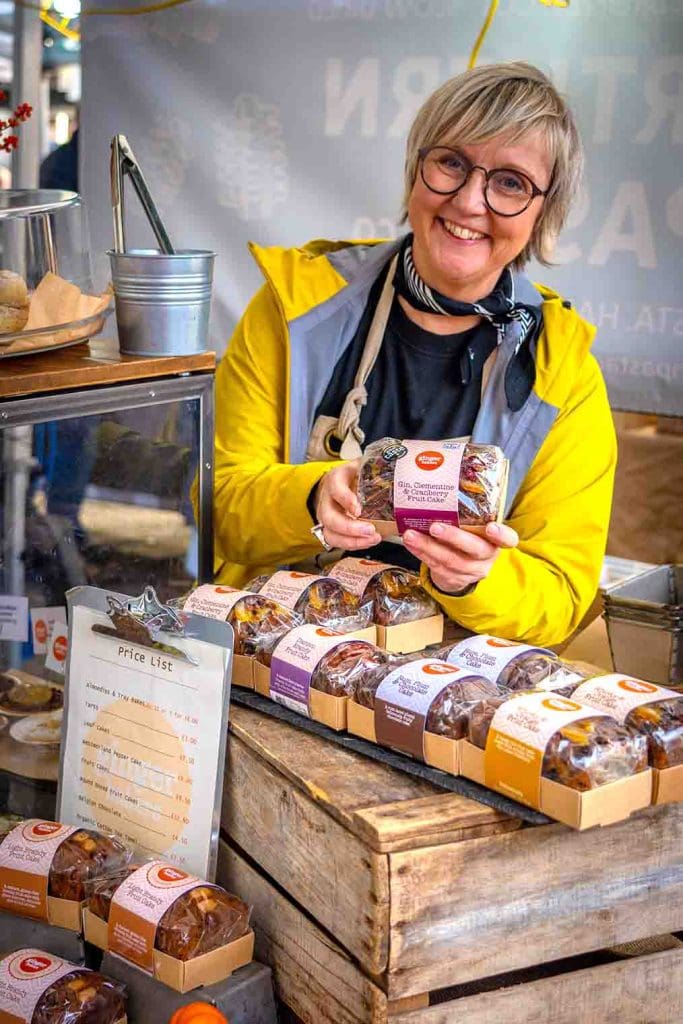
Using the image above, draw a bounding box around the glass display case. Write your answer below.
[0,340,214,817]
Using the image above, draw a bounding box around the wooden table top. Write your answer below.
[0,337,216,400]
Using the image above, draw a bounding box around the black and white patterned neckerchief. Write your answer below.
[393,234,540,351]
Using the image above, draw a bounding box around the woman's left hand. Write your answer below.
[403,521,519,594]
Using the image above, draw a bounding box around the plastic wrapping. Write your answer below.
[310,641,386,698]
[355,660,499,739]
[88,868,250,962]
[439,640,586,695]
[178,587,300,662]
[324,561,437,626]
[247,574,372,635]
[357,437,506,528]
[468,694,649,791]
[32,969,126,1024]
[0,825,131,903]
[622,696,683,770]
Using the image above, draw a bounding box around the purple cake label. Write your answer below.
[269,624,348,717]
[393,440,465,535]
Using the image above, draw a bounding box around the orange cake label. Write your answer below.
[0,949,82,1023]
[108,861,202,972]
[573,674,674,724]
[184,584,251,619]
[484,692,607,808]
[0,821,77,921]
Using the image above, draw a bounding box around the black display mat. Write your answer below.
[230,689,550,827]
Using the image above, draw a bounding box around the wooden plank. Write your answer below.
[218,840,683,1024]
[0,337,214,398]
[392,948,683,1023]
[222,731,390,974]
[228,705,515,851]
[386,802,683,998]
[217,840,389,1024]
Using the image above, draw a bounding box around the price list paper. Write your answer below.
[57,588,232,880]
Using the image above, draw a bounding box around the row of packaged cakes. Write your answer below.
[176,556,447,687]
[0,819,253,994]
[213,617,681,828]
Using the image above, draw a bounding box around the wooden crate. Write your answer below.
[218,842,683,1024]
[221,706,683,1006]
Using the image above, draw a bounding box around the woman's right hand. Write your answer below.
[314,460,382,551]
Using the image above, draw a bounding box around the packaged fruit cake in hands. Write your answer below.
[468,691,649,792]
[356,437,507,535]
[0,949,126,1024]
[180,585,300,662]
[88,862,250,964]
[0,820,131,923]
[246,571,372,633]
[570,675,683,771]
[324,557,438,626]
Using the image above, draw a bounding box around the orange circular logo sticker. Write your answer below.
[214,586,236,594]
[29,821,62,838]
[17,950,52,974]
[542,697,582,713]
[290,572,311,579]
[415,451,444,471]
[485,639,519,648]
[35,619,48,645]
[617,678,658,694]
[315,627,341,638]
[422,662,458,675]
[157,866,189,884]
[52,635,67,662]
[359,559,383,567]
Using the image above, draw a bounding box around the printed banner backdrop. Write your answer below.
[82,0,683,415]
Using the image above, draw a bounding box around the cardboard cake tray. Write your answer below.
[232,653,255,690]
[652,763,683,805]
[347,699,461,775]
[459,741,653,830]
[82,908,255,994]
[375,613,444,655]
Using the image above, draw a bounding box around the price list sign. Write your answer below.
[57,588,232,880]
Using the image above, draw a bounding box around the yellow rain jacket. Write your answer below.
[208,238,616,646]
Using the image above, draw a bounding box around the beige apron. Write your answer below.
[305,252,496,464]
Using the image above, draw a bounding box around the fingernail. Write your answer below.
[486,522,501,538]
[430,523,445,537]
[403,530,417,543]
[360,525,376,536]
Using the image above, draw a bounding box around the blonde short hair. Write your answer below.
[403,61,583,269]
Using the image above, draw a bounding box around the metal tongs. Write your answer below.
[110,134,175,255]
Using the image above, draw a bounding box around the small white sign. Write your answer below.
[44,621,69,676]
[30,606,67,655]
[0,596,29,643]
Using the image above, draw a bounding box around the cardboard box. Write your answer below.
[368,460,509,540]
[347,699,461,775]
[253,625,377,732]
[459,740,653,830]
[652,763,683,805]
[83,908,255,994]
[254,664,348,732]
[376,614,444,655]
[232,653,255,689]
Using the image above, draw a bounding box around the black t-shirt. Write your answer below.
[315,270,496,569]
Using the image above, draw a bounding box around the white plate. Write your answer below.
[10,709,63,746]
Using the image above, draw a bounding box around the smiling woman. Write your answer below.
[207,61,616,647]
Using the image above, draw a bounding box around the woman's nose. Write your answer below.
[450,168,488,215]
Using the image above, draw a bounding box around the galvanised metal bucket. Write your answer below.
[108,248,215,356]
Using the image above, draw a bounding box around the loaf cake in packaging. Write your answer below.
[467,692,648,791]
[356,437,507,536]
[439,634,585,694]
[83,861,253,993]
[0,948,126,1024]
[246,571,372,633]
[0,820,131,929]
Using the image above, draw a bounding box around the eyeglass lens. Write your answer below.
[421,147,535,215]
